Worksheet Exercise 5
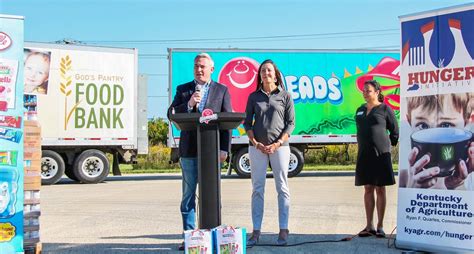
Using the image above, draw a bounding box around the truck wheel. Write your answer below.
[233,147,251,178]
[41,150,65,185]
[288,146,304,177]
[73,150,110,184]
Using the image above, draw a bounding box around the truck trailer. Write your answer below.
[168,48,400,177]
[24,42,148,185]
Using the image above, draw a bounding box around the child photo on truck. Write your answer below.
[24,49,51,95]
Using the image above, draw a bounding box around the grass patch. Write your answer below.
[303,164,398,172]
[120,164,180,174]
[303,164,356,171]
[125,144,400,174]
[119,163,399,174]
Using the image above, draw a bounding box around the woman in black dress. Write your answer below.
[355,80,398,238]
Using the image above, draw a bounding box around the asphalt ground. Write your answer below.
[38,172,415,253]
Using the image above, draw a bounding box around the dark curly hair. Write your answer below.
[364,80,384,103]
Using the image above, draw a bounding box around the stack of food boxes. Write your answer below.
[23,120,42,254]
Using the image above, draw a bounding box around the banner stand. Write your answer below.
[397,4,474,253]
[0,14,25,254]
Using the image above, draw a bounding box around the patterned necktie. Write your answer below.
[199,84,209,112]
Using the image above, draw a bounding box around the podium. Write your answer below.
[169,112,246,229]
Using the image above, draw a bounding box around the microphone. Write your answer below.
[195,84,202,110]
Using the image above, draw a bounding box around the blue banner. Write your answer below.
[0,14,24,253]
[398,4,474,253]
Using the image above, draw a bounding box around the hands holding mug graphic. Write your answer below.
[405,128,474,190]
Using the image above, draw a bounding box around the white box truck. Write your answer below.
[24,42,148,184]
[168,49,401,177]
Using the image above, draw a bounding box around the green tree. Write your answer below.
[148,118,168,145]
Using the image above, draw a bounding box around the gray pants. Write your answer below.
[249,145,291,230]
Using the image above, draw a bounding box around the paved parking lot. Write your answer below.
[40,172,405,253]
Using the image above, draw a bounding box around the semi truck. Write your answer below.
[168,49,401,177]
[24,42,148,185]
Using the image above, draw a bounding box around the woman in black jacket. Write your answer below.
[355,80,398,238]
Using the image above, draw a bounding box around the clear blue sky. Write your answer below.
[1,0,471,118]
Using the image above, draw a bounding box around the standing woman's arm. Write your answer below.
[244,95,260,147]
[386,105,399,146]
[280,92,295,143]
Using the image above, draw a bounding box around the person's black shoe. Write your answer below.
[276,229,289,246]
[376,228,386,238]
[358,228,376,237]
[178,241,185,251]
[247,230,261,246]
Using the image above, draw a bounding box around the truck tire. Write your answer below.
[41,150,65,185]
[233,147,251,178]
[288,146,304,177]
[73,149,110,184]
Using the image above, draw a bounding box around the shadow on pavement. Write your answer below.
[53,174,241,185]
[51,170,398,185]
[43,242,178,253]
[52,172,354,185]
[102,234,182,241]
[53,174,184,185]
[244,233,403,253]
[44,233,403,253]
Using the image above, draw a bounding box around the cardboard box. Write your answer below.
[24,147,42,160]
[24,159,41,174]
[24,126,41,136]
[24,159,41,168]
[24,136,41,148]
[24,171,41,179]
[24,176,41,190]
[24,123,42,152]
[24,175,41,184]
[23,120,40,127]
[25,168,41,174]
[24,183,41,191]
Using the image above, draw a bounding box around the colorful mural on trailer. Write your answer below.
[170,50,400,137]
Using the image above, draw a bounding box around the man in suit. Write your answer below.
[167,53,232,250]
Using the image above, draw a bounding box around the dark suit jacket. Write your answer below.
[167,80,233,158]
